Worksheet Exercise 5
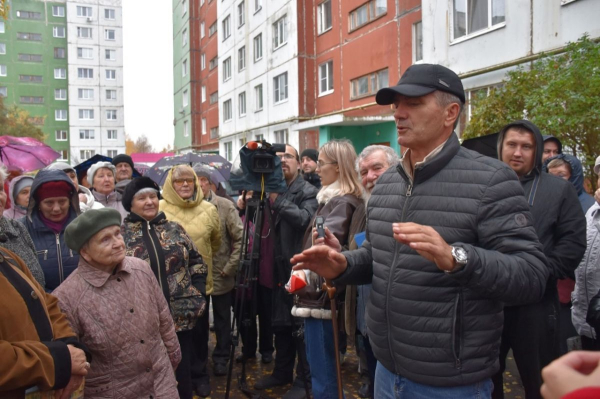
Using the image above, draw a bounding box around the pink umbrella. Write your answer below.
[0,136,61,172]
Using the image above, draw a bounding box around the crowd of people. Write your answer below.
[2,64,600,399]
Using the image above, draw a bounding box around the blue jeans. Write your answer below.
[374,361,493,399]
[304,318,344,399]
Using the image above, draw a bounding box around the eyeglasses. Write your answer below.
[173,178,194,186]
[317,161,337,168]
[278,153,295,160]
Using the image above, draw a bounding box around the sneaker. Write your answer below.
[261,353,273,364]
[282,385,311,399]
[194,383,211,398]
[213,363,228,376]
[254,375,292,390]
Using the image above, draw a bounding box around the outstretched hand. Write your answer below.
[312,227,342,252]
[392,222,455,272]
[291,246,347,280]
[541,351,600,399]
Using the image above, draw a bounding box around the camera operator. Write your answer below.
[239,144,319,398]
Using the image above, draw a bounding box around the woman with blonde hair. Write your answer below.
[292,139,364,398]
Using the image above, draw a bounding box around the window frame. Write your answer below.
[54,88,67,100]
[348,0,387,32]
[53,26,66,38]
[77,27,93,39]
[317,0,332,35]
[55,130,68,141]
[273,72,288,104]
[223,99,232,122]
[77,68,94,79]
[223,57,232,82]
[54,68,67,79]
[78,109,94,120]
[79,129,95,140]
[105,29,116,41]
[254,84,263,111]
[77,47,94,59]
[222,15,231,40]
[451,0,506,42]
[55,109,67,121]
[78,88,94,100]
[105,8,116,20]
[238,46,246,72]
[76,6,93,17]
[106,110,117,121]
[105,69,116,80]
[238,1,245,28]
[239,91,246,117]
[272,15,288,50]
[107,129,117,140]
[253,33,263,62]
[106,89,117,100]
[52,6,65,17]
[350,68,389,100]
[318,60,334,96]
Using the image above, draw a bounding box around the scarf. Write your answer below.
[38,211,70,234]
[316,180,342,205]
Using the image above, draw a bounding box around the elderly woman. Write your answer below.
[21,169,81,291]
[3,174,33,219]
[47,162,103,212]
[121,177,207,399]
[0,246,89,398]
[87,161,127,219]
[53,208,181,398]
[159,164,221,397]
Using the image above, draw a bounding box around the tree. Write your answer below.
[133,134,153,153]
[125,133,135,155]
[463,35,600,189]
[0,0,9,19]
[160,144,173,153]
[0,97,46,140]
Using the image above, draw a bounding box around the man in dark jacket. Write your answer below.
[542,135,562,162]
[493,120,587,398]
[300,149,321,189]
[291,64,549,398]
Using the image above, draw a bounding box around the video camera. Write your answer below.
[229,140,288,193]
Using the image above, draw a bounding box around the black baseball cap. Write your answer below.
[376,64,465,105]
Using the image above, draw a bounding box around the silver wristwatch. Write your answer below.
[446,246,468,274]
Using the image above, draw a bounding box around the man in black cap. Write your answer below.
[112,154,135,183]
[290,64,548,397]
[300,149,321,189]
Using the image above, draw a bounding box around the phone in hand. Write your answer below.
[316,216,325,239]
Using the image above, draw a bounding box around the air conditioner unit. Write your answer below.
[86,17,93,22]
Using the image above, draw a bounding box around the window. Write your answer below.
[210,127,219,139]
[452,0,505,40]
[77,47,94,59]
[53,26,65,38]
[350,68,389,100]
[55,130,68,141]
[57,150,68,161]
[106,69,116,80]
[78,68,94,79]
[223,99,232,122]
[273,15,287,49]
[273,72,288,103]
[183,120,189,137]
[77,27,92,38]
[105,29,116,40]
[253,34,262,61]
[239,92,246,116]
[105,49,116,61]
[182,59,187,76]
[55,89,67,100]
[105,8,116,19]
[107,150,118,158]
[54,47,66,59]
[209,22,217,36]
[202,118,207,135]
[0,43,5,54]
[17,32,42,41]
[223,57,231,81]
[18,53,43,62]
[183,90,189,107]
[0,65,6,76]
[201,86,206,102]
[55,110,67,121]
[200,22,205,39]
[17,11,42,20]
[54,68,66,79]
[317,0,332,34]
[106,110,117,120]
[210,91,218,104]
[79,129,95,139]
[200,54,206,70]
[255,0,262,12]
[182,28,188,46]
[238,1,245,27]
[274,129,288,143]
[77,6,92,17]
[78,109,94,120]
[80,150,95,160]
[413,21,423,62]
[53,6,65,17]
[319,60,334,95]
[0,22,4,33]
[78,88,94,100]
[224,141,232,161]
[255,84,263,111]
[0,87,6,97]
[20,96,44,104]
[349,0,386,31]
[222,15,231,40]
[238,46,246,71]
[106,89,117,100]
[182,0,187,17]
[19,75,43,83]
[107,130,117,140]
[209,56,218,70]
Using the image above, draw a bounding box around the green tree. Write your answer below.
[0,96,46,141]
[463,35,600,189]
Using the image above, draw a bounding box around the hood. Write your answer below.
[543,153,585,196]
[8,174,34,207]
[497,119,544,179]
[542,135,563,155]
[161,167,204,209]
[27,169,81,220]
[78,185,95,206]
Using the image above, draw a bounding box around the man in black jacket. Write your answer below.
[493,120,586,399]
[300,149,322,189]
[291,64,549,398]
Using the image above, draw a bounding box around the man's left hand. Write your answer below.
[392,222,455,272]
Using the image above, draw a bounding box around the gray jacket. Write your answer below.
[337,133,548,387]
[572,202,600,339]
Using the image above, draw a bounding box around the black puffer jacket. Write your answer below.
[337,133,548,387]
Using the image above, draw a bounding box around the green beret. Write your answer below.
[65,208,122,253]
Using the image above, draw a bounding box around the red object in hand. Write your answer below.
[287,274,307,293]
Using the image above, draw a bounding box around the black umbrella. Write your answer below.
[461,132,499,159]
[74,154,142,182]
[145,153,231,187]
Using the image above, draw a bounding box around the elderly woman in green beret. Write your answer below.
[53,208,181,399]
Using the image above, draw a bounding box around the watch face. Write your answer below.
[453,247,468,263]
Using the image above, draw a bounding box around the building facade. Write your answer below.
[0,0,125,165]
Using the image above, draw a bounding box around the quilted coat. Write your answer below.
[53,256,181,399]
[337,133,549,387]
[159,169,221,296]
[122,211,208,332]
[0,248,79,398]
[0,215,46,287]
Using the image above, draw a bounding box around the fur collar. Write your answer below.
[316,180,342,204]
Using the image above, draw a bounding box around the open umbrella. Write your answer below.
[73,154,142,181]
[461,132,499,159]
[145,153,231,187]
[0,136,60,172]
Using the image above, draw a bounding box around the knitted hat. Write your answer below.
[65,208,122,253]
[121,177,161,212]
[301,149,318,163]
[34,181,73,202]
[46,162,76,174]
[87,162,116,185]
[13,176,33,202]
[111,154,134,169]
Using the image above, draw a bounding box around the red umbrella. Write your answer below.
[0,136,61,172]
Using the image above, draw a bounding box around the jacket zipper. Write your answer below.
[146,222,164,292]
[56,233,64,283]
[36,249,48,260]
[452,291,463,369]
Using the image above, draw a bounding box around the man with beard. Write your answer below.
[300,149,321,189]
